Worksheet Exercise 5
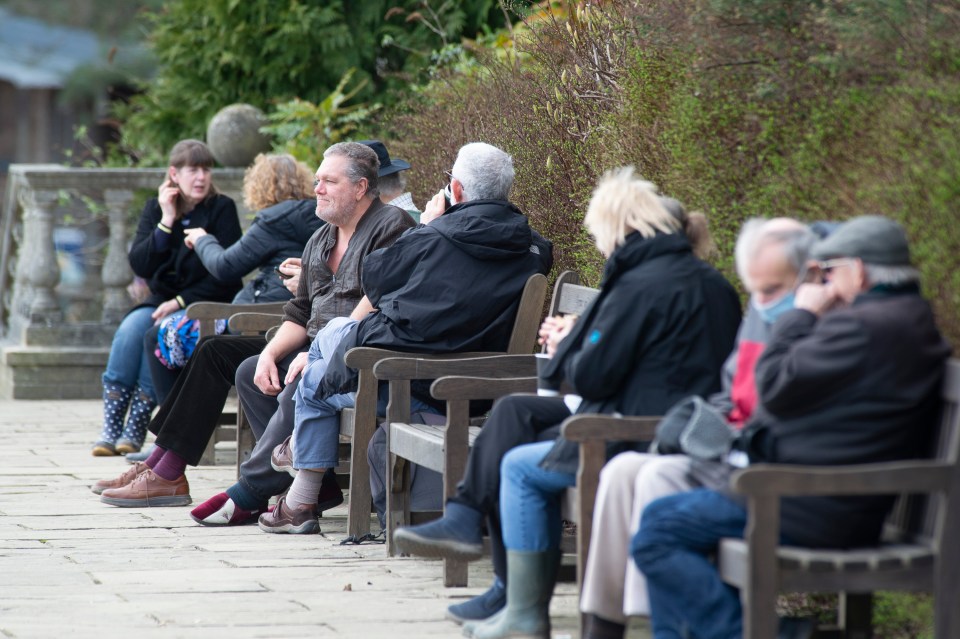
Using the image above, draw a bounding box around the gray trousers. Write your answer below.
[234,348,307,504]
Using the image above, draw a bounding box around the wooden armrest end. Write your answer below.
[732,461,953,497]
[561,414,661,442]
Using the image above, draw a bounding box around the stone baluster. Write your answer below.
[15,186,62,324]
[101,189,135,323]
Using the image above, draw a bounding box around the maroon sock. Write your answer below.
[144,445,166,469]
[152,449,187,481]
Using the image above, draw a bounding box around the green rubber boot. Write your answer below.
[463,548,561,639]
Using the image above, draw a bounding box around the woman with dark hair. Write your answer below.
[141,153,322,406]
[92,139,242,456]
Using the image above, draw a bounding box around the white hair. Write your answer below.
[584,166,679,257]
[864,264,920,286]
[735,217,817,289]
[451,142,515,202]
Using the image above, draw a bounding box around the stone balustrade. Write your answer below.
[0,164,247,398]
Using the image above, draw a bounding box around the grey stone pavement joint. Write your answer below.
[0,400,652,639]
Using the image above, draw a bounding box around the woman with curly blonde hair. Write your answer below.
[182,153,320,304]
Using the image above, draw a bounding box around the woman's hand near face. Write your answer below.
[158,178,180,226]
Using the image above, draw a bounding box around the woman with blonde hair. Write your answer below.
[393,167,742,637]
[183,152,319,304]
[468,167,741,639]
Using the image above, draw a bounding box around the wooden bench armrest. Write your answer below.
[374,354,536,381]
[732,461,954,497]
[185,301,286,319]
[561,414,661,442]
[430,376,537,401]
[227,312,284,334]
[346,346,510,370]
[562,413,662,586]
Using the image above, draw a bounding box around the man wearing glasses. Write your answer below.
[631,215,951,639]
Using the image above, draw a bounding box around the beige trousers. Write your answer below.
[579,452,695,622]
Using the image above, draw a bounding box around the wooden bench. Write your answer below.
[718,357,960,639]
[186,271,547,531]
[339,272,548,541]
[379,272,599,585]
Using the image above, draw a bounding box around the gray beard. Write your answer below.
[317,206,353,228]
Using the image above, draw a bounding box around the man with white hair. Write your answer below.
[632,215,951,639]
[254,142,554,533]
[577,217,817,639]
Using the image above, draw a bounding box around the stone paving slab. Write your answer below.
[0,400,657,639]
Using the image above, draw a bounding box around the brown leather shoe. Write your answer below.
[258,496,319,534]
[270,436,295,477]
[100,469,191,507]
[91,462,148,495]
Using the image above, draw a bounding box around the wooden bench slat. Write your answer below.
[389,422,482,474]
[384,271,601,588]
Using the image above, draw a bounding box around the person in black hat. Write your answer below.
[358,139,420,222]
[631,215,951,639]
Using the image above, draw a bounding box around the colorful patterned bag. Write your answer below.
[154,310,226,370]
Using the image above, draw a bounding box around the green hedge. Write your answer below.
[385,1,960,349]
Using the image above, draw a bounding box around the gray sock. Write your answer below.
[285,468,326,509]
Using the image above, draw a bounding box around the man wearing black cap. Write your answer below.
[630,215,951,639]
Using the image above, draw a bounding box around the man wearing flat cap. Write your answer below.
[630,215,951,639]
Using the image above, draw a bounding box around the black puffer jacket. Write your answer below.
[192,198,323,304]
[128,194,242,308]
[319,198,553,399]
[539,231,742,474]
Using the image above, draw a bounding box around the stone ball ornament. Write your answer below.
[206,104,272,167]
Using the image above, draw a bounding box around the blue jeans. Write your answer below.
[293,317,434,469]
[500,441,576,551]
[292,317,358,468]
[631,489,749,639]
[103,306,157,400]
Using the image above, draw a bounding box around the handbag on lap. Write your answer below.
[650,395,735,461]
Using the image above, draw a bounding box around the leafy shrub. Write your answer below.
[113,0,525,160]
[386,0,960,346]
[261,70,382,169]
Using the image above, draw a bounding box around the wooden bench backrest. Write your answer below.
[549,270,598,318]
[539,270,600,355]
[506,273,549,354]
[886,358,960,545]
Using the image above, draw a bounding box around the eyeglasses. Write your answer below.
[443,170,460,202]
[817,258,857,275]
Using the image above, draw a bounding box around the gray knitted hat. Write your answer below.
[811,215,911,266]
